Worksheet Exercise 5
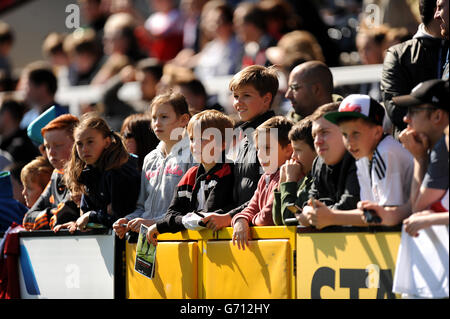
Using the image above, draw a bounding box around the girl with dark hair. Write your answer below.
[121,113,159,171]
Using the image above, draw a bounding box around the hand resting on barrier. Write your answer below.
[357,200,410,226]
[303,198,333,229]
[232,218,251,250]
[201,213,231,232]
[403,210,449,237]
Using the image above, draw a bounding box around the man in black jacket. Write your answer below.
[381,0,448,137]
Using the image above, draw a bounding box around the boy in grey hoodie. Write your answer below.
[113,91,194,239]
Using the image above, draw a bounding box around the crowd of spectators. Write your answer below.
[0,0,448,299]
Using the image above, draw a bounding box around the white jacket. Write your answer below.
[125,135,194,222]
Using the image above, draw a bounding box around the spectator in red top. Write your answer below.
[231,116,293,250]
[140,0,184,62]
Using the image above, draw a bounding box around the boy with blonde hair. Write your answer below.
[20,156,53,208]
[147,110,235,244]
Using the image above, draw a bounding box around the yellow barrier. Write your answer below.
[296,227,401,299]
[125,226,401,299]
[126,226,297,299]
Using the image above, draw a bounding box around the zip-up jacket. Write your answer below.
[156,160,235,234]
[214,110,275,217]
[231,169,280,227]
[80,155,140,228]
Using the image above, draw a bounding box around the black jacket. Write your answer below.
[308,151,360,210]
[80,156,140,228]
[156,161,235,234]
[381,28,448,135]
[218,110,276,218]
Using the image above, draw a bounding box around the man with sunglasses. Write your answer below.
[394,79,449,214]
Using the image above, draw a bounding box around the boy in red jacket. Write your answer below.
[231,116,293,250]
[146,110,235,245]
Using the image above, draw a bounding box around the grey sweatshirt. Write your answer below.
[124,135,194,222]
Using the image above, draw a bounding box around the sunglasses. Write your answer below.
[407,106,437,116]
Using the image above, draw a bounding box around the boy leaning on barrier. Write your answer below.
[272,116,317,225]
[298,102,361,229]
[307,94,414,228]
[146,110,236,245]
[359,79,449,226]
[231,116,293,250]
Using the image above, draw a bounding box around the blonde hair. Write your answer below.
[64,113,129,195]
[20,156,53,190]
[187,109,234,140]
[278,30,325,63]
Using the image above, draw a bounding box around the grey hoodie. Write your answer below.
[124,135,194,222]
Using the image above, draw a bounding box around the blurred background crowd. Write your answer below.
[0,0,427,208]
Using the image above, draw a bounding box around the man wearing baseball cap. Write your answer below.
[395,79,449,214]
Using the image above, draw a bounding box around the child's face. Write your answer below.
[256,131,292,175]
[43,129,74,171]
[339,118,382,160]
[232,85,271,122]
[312,117,346,166]
[75,128,111,165]
[189,123,224,166]
[291,139,317,176]
[151,103,188,143]
[22,178,42,208]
